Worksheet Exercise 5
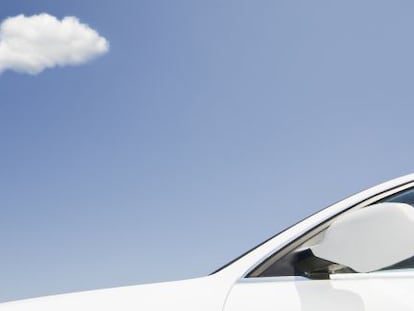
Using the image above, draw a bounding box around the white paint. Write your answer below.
[311,202,414,272]
[0,277,227,311]
[2,173,414,310]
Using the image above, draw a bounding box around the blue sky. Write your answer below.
[1,0,414,302]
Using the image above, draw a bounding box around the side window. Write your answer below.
[378,187,414,205]
[247,187,414,279]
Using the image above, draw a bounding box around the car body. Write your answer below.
[3,173,414,310]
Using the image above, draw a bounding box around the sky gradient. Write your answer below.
[2,0,414,302]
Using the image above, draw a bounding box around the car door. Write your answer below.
[224,272,414,311]
[223,186,414,311]
[223,276,367,311]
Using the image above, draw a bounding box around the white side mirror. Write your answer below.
[311,202,414,273]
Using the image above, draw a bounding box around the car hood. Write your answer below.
[0,276,228,311]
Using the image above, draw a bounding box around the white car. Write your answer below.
[3,173,414,311]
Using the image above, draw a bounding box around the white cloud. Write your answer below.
[0,13,109,75]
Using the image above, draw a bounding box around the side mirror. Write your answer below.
[311,202,414,273]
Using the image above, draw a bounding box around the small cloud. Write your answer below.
[0,13,109,75]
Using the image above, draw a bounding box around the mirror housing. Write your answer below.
[311,202,414,273]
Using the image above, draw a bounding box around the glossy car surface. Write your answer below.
[3,173,414,311]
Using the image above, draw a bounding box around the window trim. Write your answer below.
[330,269,414,280]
